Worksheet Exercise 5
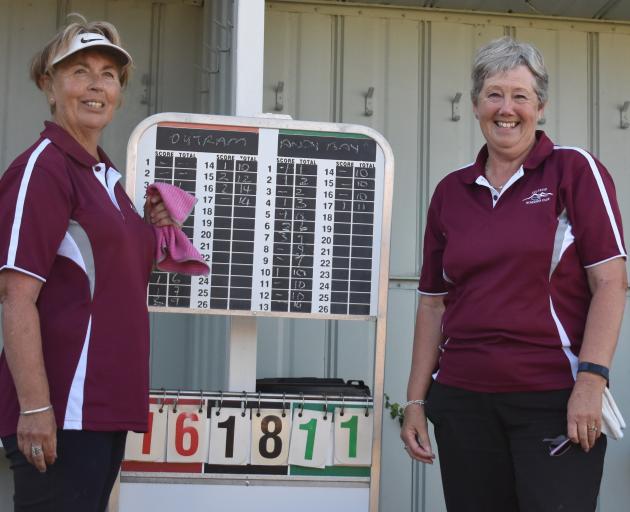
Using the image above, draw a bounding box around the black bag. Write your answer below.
[256,377,371,397]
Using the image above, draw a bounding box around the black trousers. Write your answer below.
[425,381,606,512]
[1,430,127,512]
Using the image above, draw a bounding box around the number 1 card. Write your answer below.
[288,408,332,469]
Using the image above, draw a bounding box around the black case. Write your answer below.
[256,377,371,397]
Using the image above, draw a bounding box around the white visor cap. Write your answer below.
[52,32,132,66]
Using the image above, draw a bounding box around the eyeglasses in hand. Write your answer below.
[543,435,572,457]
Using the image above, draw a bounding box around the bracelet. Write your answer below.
[577,362,609,383]
[20,405,53,416]
[400,399,426,412]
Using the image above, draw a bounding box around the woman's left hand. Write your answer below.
[144,193,176,227]
[566,373,606,452]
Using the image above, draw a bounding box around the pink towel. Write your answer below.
[147,183,210,276]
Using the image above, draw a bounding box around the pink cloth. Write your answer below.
[147,182,209,276]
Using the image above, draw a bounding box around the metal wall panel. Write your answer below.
[513,27,589,147]
[263,9,334,120]
[0,0,58,172]
[598,32,630,278]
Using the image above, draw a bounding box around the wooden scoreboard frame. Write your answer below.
[124,113,394,512]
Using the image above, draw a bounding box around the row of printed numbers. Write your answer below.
[125,403,372,468]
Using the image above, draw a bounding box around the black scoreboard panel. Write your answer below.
[136,124,384,318]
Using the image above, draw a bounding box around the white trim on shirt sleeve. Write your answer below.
[6,139,52,267]
[0,265,46,282]
[554,146,626,257]
[583,254,627,269]
[417,289,449,296]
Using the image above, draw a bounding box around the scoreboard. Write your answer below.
[128,115,388,319]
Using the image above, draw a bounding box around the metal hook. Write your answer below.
[158,387,166,413]
[620,101,630,129]
[281,393,287,418]
[340,394,346,417]
[323,394,329,421]
[364,87,374,117]
[241,391,248,418]
[364,399,370,417]
[451,92,462,122]
[257,391,262,418]
[216,391,223,416]
[173,389,181,413]
[299,393,305,417]
[274,81,284,111]
[198,389,204,413]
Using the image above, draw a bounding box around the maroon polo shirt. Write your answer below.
[0,121,155,435]
[419,131,626,392]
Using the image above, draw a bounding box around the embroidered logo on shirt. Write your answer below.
[523,188,554,205]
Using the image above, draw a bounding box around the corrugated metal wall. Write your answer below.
[1,0,630,510]
[263,3,630,511]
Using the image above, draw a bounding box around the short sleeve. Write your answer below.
[0,144,73,281]
[560,149,626,268]
[418,186,448,295]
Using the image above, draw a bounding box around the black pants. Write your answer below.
[425,381,606,512]
[1,430,127,512]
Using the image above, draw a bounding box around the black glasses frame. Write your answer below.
[543,435,572,457]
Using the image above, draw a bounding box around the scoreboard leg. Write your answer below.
[228,316,257,392]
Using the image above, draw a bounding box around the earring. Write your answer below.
[48,97,55,105]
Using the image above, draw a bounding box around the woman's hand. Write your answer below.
[144,193,176,227]
[566,373,606,452]
[17,409,57,472]
[400,404,435,464]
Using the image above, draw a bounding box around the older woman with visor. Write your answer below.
[401,37,627,511]
[0,17,171,511]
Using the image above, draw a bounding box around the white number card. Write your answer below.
[333,409,373,466]
[251,409,291,466]
[208,407,252,465]
[166,403,209,463]
[288,408,332,468]
[124,402,167,462]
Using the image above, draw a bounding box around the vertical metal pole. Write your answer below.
[227,0,265,393]
[227,316,258,392]
[232,0,265,117]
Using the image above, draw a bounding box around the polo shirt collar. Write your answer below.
[41,121,115,170]
[459,130,555,185]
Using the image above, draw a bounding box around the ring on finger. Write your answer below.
[587,425,598,433]
[31,444,43,457]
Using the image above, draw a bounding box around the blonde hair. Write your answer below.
[30,13,132,91]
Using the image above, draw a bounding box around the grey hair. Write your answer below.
[471,36,548,106]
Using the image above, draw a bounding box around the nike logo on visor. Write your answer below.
[80,37,103,43]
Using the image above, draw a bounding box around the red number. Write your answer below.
[175,413,199,456]
[141,411,154,455]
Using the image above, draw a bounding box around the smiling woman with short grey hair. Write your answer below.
[401,36,627,512]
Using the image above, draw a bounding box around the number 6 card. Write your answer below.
[251,409,291,465]
[166,403,210,463]
[288,408,332,468]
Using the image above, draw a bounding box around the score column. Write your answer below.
[252,128,278,313]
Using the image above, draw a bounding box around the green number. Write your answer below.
[340,415,358,458]
[299,418,317,460]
